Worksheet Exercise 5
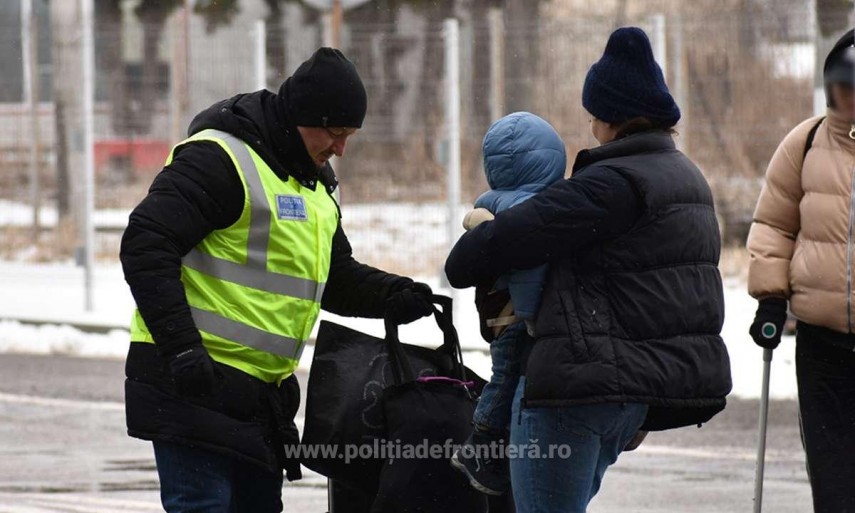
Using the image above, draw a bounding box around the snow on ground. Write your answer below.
[0,260,796,400]
[0,199,130,230]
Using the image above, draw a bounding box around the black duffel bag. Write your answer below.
[301,295,486,491]
[371,298,488,513]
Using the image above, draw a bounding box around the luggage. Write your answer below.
[302,295,486,491]
[370,302,487,512]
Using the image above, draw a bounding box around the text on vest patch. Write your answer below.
[276,195,309,221]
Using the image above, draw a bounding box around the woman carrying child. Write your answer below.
[446,27,732,513]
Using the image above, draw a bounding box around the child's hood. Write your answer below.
[482,112,567,192]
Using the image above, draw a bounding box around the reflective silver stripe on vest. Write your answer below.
[194,129,270,270]
[315,282,327,303]
[186,129,326,304]
[190,307,305,359]
[184,249,324,302]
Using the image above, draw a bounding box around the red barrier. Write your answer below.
[94,139,170,180]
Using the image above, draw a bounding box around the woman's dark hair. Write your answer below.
[613,117,677,139]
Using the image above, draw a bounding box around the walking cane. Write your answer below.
[753,347,773,513]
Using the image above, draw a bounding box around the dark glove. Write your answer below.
[385,282,434,324]
[749,298,788,350]
[168,345,217,397]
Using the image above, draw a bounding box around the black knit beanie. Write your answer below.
[825,29,854,87]
[582,27,681,127]
[279,48,368,129]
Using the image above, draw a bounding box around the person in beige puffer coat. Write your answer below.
[747,28,855,513]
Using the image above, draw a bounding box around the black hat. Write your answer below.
[822,30,855,108]
[279,48,368,129]
[825,29,854,88]
[582,27,681,127]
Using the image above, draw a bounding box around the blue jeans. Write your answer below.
[473,322,526,432]
[509,377,648,513]
[153,441,284,513]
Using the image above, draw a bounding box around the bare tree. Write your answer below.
[95,0,132,136]
[817,0,853,37]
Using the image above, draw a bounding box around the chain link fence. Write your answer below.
[0,0,846,278]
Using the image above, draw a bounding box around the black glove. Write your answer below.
[749,298,788,350]
[168,345,217,397]
[385,282,434,324]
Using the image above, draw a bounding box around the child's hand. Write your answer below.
[462,208,495,231]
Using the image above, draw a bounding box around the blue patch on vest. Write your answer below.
[276,195,308,221]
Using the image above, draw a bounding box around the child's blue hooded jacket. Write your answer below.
[475,112,567,321]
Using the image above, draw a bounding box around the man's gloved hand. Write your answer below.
[749,298,788,350]
[386,283,434,324]
[168,345,217,397]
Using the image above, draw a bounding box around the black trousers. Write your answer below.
[796,323,855,513]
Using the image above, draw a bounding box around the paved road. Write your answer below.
[0,354,813,512]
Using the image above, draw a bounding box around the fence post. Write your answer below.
[488,7,505,121]
[81,0,95,312]
[170,3,190,145]
[320,12,340,179]
[255,19,267,90]
[650,13,667,80]
[444,18,461,299]
[22,0,41,243]
[671,13,688,152]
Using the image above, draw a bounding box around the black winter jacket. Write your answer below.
[446,132,732,431]
[121,91,415,473]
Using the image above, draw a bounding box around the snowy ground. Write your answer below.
[0,259,796,400]
[0,199,130,230]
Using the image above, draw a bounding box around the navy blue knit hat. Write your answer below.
[582,27,681,127]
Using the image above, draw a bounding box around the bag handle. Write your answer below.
[384,295,466,385]
[387,295,457,349]
[431,296,468,383]
[384,294,455,353]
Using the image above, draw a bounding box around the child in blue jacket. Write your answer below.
[451,112,566,495]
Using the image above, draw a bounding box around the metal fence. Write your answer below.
[0,0,847,279]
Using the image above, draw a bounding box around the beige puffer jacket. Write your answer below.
[748,109,855,333]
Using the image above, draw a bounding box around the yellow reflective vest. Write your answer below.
[130,129,340,384]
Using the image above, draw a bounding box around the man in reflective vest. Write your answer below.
[121,48,434,513]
